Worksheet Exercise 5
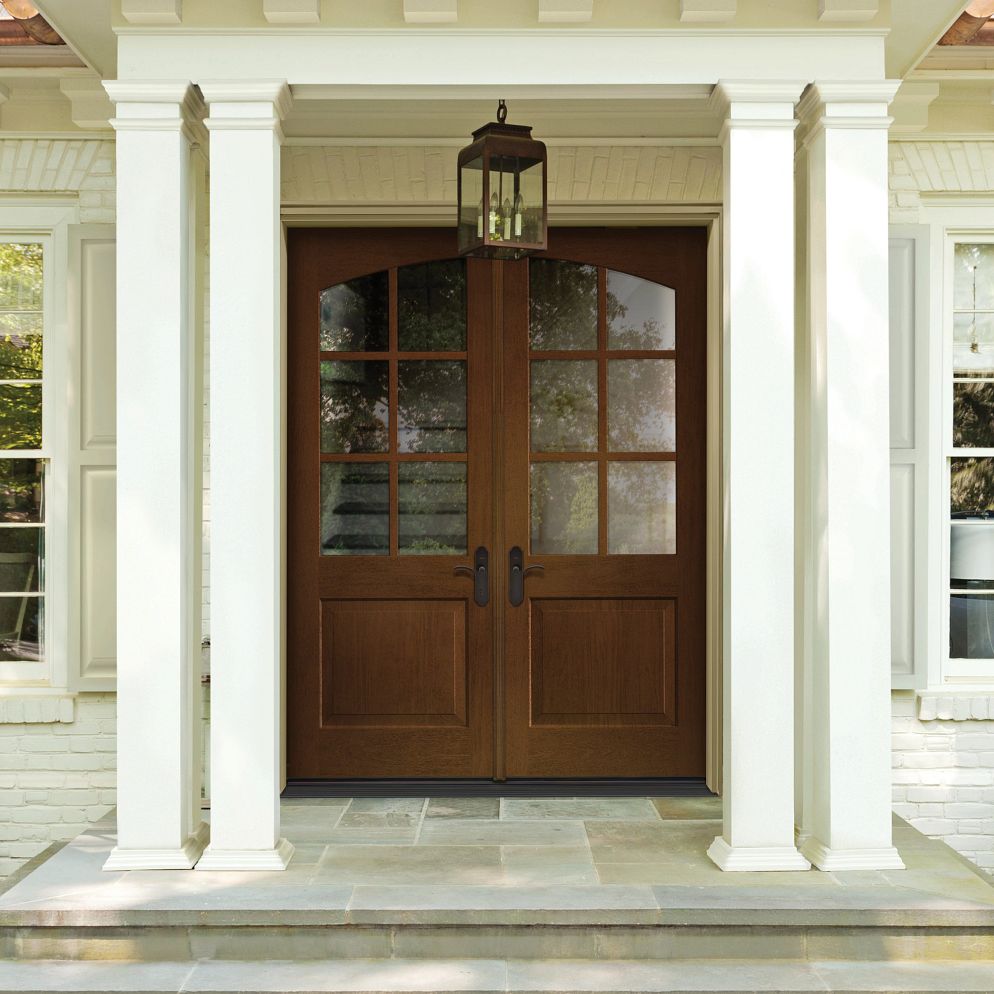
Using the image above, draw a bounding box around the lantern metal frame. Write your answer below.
[456,102,548,259]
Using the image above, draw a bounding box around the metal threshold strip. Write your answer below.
[282,777,713,798]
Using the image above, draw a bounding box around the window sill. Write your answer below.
[0,693,75,724]
[917,691,994,721]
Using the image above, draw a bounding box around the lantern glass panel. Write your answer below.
[458,156,484,254]
[486,155,544,250]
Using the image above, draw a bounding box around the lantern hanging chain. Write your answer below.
[497,99,508,124]
[972,264,980,354]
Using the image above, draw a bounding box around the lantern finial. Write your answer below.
[497,99,508,124]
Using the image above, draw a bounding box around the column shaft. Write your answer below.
[798,82,904,871]
[708,82,810,872]
[103,81,206,871]
[196,82,293,871]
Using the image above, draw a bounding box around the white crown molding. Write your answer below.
[120,0,182,25]
[818,0,878,21]
[60,78,114,130]
[403,0,458,23]
[538,0,593,23]
[263,0,320,24]
[680,0,736,22]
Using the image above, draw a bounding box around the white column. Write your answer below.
[103,82,206,871]
[196,82,293,871]
[707,81,810,872]
[796,82,904,871]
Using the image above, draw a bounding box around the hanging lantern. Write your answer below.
[457,100,548,259]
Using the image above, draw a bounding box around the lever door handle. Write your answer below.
[508,545,544,607]
[454,546,489,607]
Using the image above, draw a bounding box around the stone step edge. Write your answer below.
[2,958,994,994]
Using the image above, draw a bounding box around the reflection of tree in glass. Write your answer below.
[399,261,466,351]
[0,244,43,452]
[530,361,597,451]
[398,361,466,453]
[954,383,994,448]
[606,291,661,349]
[529,260,597,349]
[954,244,994,310]
[399,463,467,555]
[608,360,675,452]
[0,331,42,379]
[0,460,42,523]
[952,458,994,514]
[608,463,675,554]
[531,463,597,554]
[320,273,388,351]
[320,361,389,453]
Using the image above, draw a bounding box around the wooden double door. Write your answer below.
[286,227,706,781]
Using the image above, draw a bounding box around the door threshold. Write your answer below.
[282,777,712,799]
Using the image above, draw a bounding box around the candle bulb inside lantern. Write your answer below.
[488,192,498,237]
[476,201,483,238]
[502,197,512,241]
[513,192,524,238]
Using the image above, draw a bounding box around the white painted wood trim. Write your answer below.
[196,837,294,872]
[707,837,810,871]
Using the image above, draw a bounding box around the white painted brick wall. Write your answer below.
[0,694,116,877]
[893,690,994,875]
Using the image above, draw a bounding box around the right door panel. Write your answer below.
[502,228,707,778]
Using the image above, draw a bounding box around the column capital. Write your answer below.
[796,80,900,143]
[709,81,805,139]
[103,80,205,143]
[201,80,293,137]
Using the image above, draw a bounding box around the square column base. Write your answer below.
[196,837,294,871]
[103,821,209,871]
[800,837,905,871]
[707,836,811,872]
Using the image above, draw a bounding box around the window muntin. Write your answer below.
[0,242,44,664]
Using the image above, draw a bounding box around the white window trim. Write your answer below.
[0,199,77,693]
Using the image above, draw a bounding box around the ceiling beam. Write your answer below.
[120,0,181,24]
[403,0,457,23]
[818,0,879,21]
[60,76,113,129]
[538,0,593,22]
[679,0,735,23]
[263,0,319,23]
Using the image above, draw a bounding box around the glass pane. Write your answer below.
[319,272,388,352]
[458,156,483,254]
[0,243,43,311]
[608,462,676,554]
[607,272,675,350]
[0,526,43,591]
[954,244,994,310]
[530,462,597,554]
[398,261,466,351]
[954,314,994,377]
[529,259,597,350]
[951,594,994,659]
[0,333,42,379]
[530,360,598,452]
[398,361,466,453]
[951,457,994,515]
[0,383,41,450]
[320,462,388,556]
[399,462,467,556]
[0,594,42,661]
[0,459,43,523]
[954,382,994,448]
[608,359,675,452]
[320,361,388,453]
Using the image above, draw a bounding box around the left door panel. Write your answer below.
[287,229,494,779]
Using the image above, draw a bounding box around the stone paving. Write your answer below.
[1,796,994,923]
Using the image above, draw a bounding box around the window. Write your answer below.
[0,242,45,667]
[948,241,994,675]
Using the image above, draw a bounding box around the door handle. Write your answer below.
[508,545,544,607]
[454,546,489,607]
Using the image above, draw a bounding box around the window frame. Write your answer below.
[0,201,76,692]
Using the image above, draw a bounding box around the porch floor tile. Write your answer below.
[1,798,993,928]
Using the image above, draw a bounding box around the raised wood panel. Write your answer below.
[890,462,915,678]
[320,599,467,726]
[80,239,117,449]
[530,598,676,726]
[888,237,915,450]
[79,467,117,681]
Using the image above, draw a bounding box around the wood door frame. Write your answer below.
[281,205,724,794]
